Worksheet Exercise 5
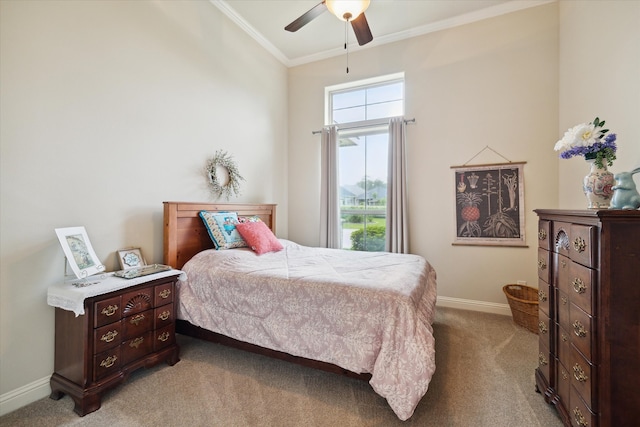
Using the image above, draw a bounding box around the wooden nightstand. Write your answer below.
[48,271,182,416]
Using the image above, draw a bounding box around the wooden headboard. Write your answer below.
[163,201,277,269]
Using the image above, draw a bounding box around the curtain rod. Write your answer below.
[311,118,415,135]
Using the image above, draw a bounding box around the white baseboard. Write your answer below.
[0,297,508,416]
[0,376,50,417]
[436,296,512,316]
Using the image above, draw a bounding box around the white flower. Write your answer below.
[554,122,597,151]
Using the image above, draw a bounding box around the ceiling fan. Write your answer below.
[284,0,373,46]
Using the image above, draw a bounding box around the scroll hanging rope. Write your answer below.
[205,150,245,201]
[462,145,512,166]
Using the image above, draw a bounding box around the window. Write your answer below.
[325,73,404,250]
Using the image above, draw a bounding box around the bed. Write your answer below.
[163,201,437,420]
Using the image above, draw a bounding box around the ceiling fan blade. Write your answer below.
[351,13,373,46]
[285,1,327,32]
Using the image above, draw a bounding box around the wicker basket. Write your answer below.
[503,284,539,334]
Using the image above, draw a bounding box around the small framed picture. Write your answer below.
[55,226,104,279]
[117,248,146,270]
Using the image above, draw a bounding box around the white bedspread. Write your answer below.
[178,239,437,420]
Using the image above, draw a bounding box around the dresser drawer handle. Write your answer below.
[100,355,118,368]
[538,353,548,366]
[101,305,119,317]
[573,237,586,253]
[158,311,170,321]
[538,259,547,270]
[538,321,548,334]
[561,296,568,305]
[573,320,587,338]
[129,337,144,348]
[573,363,588,382]
[572,278,587,294]
[159,289,171,299]
[158,331,171,342]
[538,229,547,240]
[130,314,145,325]
[561,259,567,268]
[100,330,118,343]
[562,333,568,342]
[538,290,547,302]
[561,369,568,380]
[573,407,588,426]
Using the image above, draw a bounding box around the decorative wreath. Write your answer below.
[205,150,244,200]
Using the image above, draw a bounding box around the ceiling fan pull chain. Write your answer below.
[345,20,349,73]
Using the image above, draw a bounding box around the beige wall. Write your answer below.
[288,4,559,306]
[0,0,288,413]
[558,0,640,207]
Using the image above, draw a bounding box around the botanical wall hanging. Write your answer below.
[451,158,526,247]
[205,150,244,201]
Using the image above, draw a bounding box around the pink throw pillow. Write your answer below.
[235,221,283,255]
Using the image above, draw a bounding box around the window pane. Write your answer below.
[366,82,403,104]
[332,89,365,110]
[366,100,404,120]
[333,106,366,124]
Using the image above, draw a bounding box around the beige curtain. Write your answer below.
[386,117,409,253]
[319,125,341,248]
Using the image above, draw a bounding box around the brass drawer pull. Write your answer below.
[538,353,548,366]
[561,369,568,380]
[573,237,586,253]
[538,229,547,240]
[538,321,548,334]
[538,259,547,270]
[562,333,568,342]
[158,332,170,342]
[100,355,117,368]
[101,305,118,317]
[572,278,587,294]
[561,296,568,305]
[129,337,144,348]
[159,289,171,299]
[561,259,567,268]
[573,363,588,382]
[573,407,588,426]
[100,330,118,343]
[573,320,587,337]
[130,314,145,325]
[538,290,547,302]
[158,310,170,321]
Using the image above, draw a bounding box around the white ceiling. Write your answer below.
[212,0,553,67]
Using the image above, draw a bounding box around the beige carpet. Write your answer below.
[0,307,563,426]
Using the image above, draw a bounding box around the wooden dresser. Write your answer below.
[49,273,181,416]
[534,209,640,427]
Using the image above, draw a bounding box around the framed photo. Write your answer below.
[451,162,526,247]
[117,248,146,270]
[55,226,104,279]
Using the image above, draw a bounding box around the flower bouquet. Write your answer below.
[554,117,617,169]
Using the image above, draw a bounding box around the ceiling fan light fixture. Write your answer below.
[326,0,370,22]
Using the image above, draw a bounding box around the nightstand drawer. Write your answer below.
[93,347,121,381]
[155,282,174,306]
[94,321,122,354]
[122,331,153,365]
[154,324,174,351]
[154,303,174,329]
[121,288,153,317]
[94,296,122,327]
[123,309,154,339]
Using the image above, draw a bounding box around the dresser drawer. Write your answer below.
[569,303,593,360]
[538,220,551,250]
[556,253,570,295]
[553,222,571,257]
[155,282,174,306]
[537,279,551,318]
[121,331,154,365]
[94,295,122,327]
[94,320,122,354]
[538,312,551,340]
[569,262,596,315]
[571,346,595,411]
[538,248,551,282]
[538,341,552,383]
[121,288,154,317]
[122,309,154,340]
[571,385,597,427]
[93,347,121,381]
[154,303,174,329]
[558,289,570,336]
[569,224,596,269]
[557,324,571,369]
[154,323,175,351]
[557,360,571,410]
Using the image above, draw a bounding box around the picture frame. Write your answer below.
[55,226,104,279]
[451,162,526,247]
[116,247,146,270]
